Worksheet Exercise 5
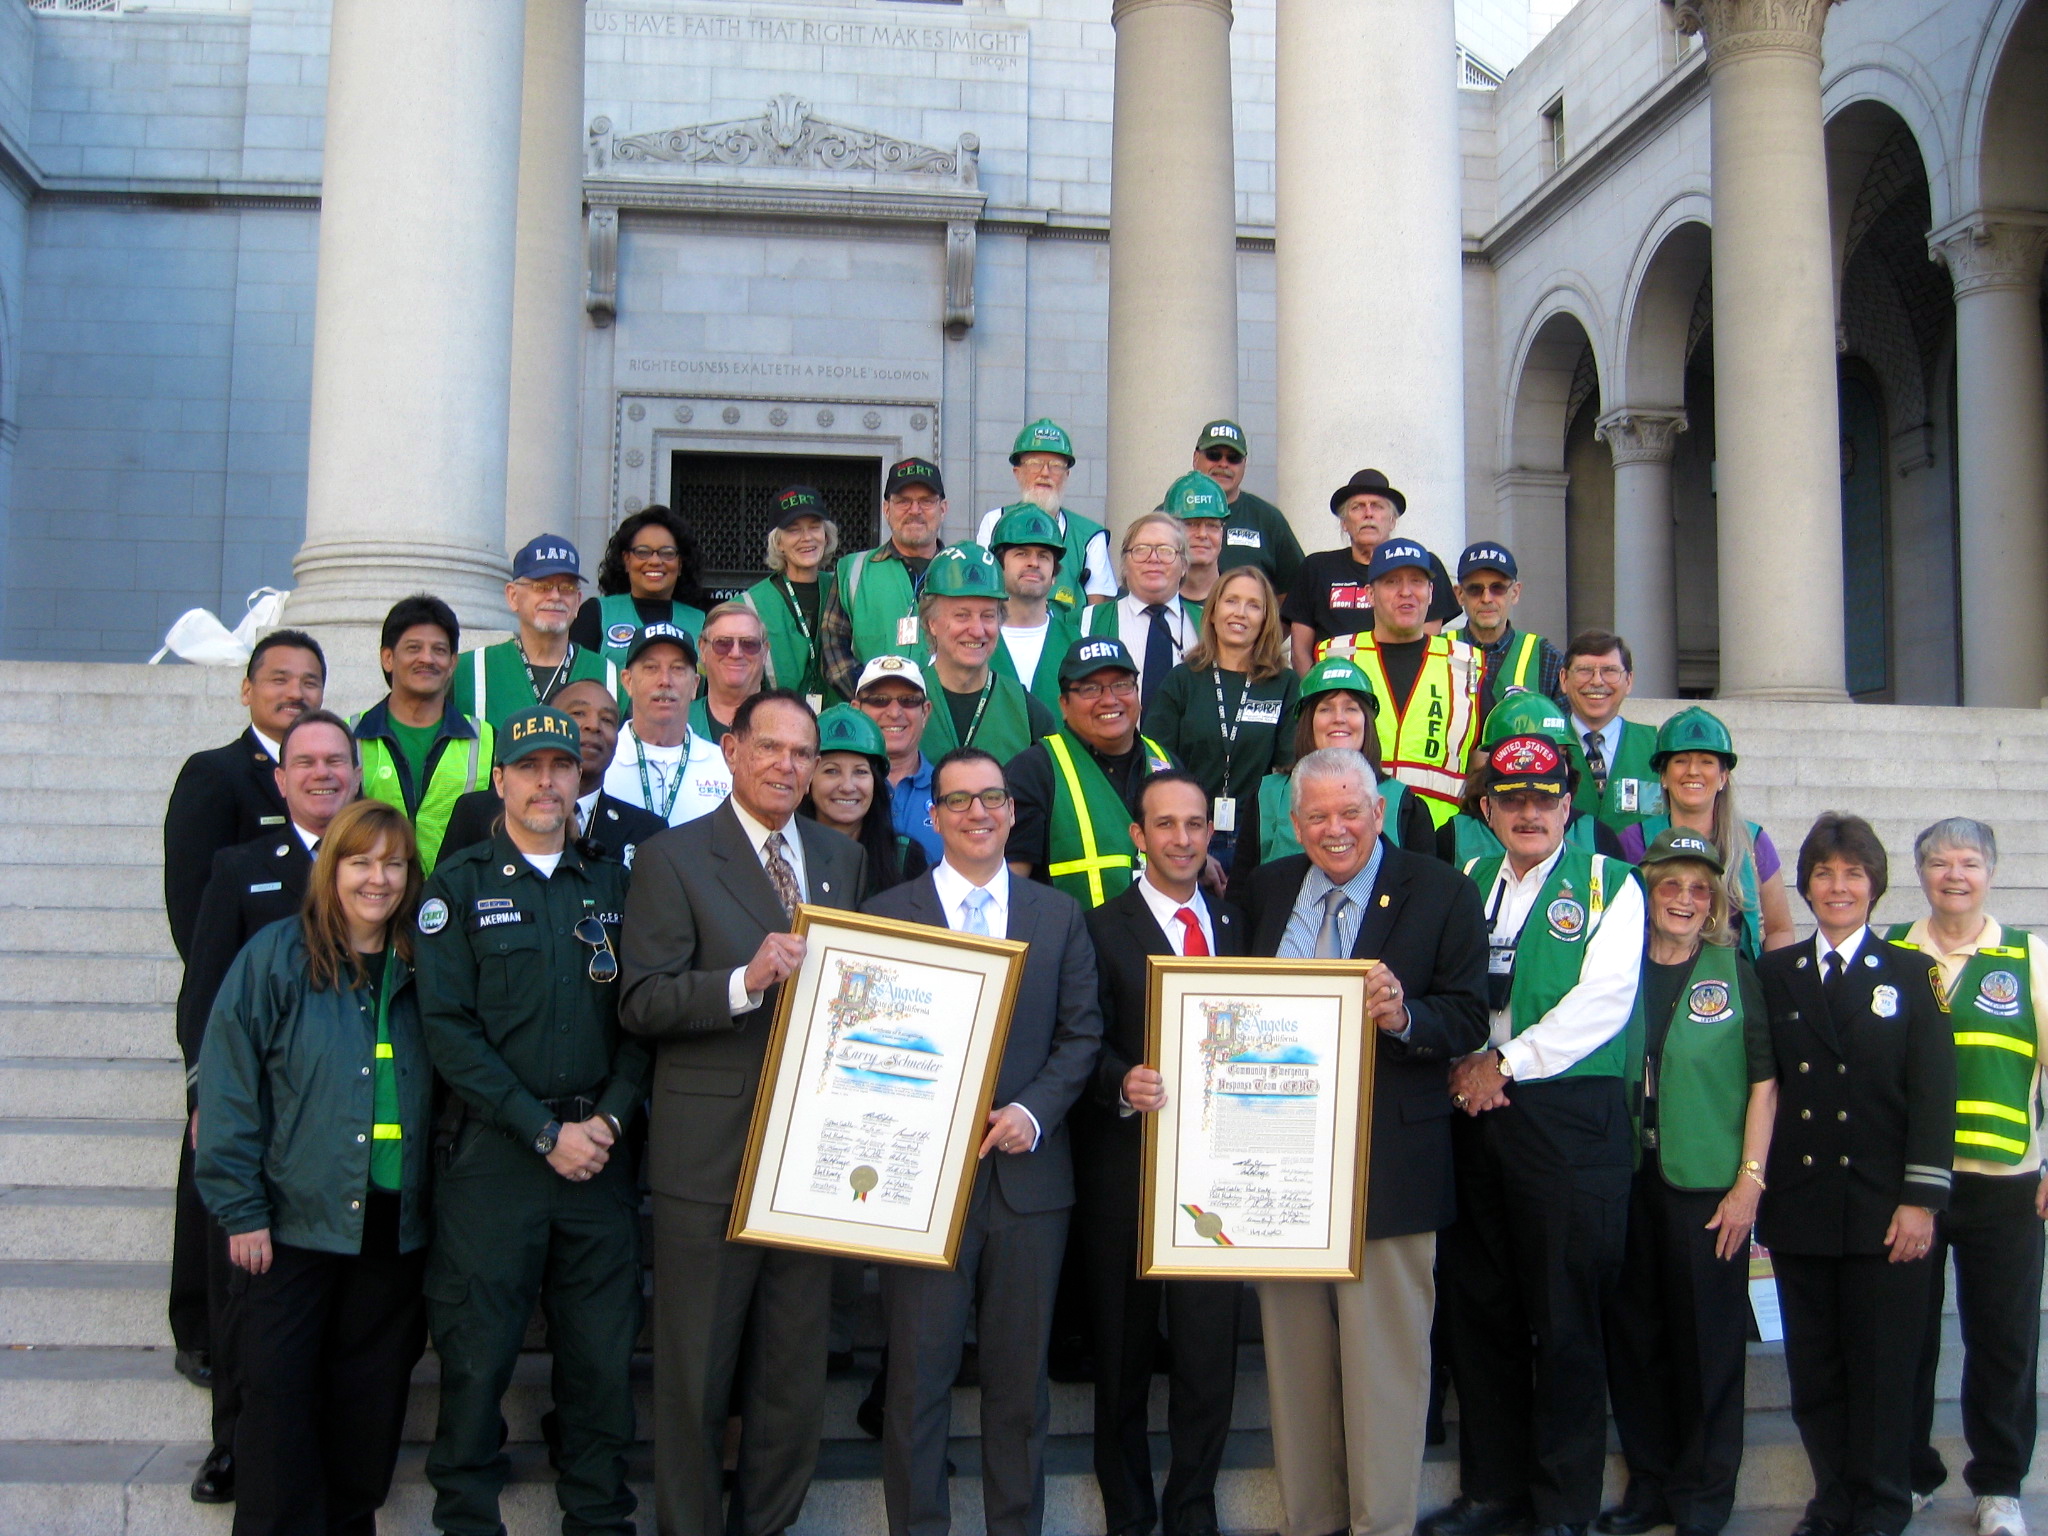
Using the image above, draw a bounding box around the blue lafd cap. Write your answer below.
[511,534,582,582]
[1457,542,1518,582]
[1365,538,1433,582]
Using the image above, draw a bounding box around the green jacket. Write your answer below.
[414,833,650,1151]
[1634,942,1753,1189]
[1143,664,1297,822]
[451,639,616,734]
[1464,848,1631,1079]
[595,592,706,679]
[196,919,436,1254]
[352,699,494,874]
[743,573,838,706]
[1563,719,1663,832]
[920,671,1057,764]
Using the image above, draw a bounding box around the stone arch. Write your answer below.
[1960,0,2048,216]
[1819,56,1955,232]
[1617,209,1711,413]
[1499,296,1606,644]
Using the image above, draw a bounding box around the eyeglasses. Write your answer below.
[1125,544,1184,563]
[627,544,679,562]
[1070,677,1139,701]
[518,578,582,597]
[1567,664,1628,683]
[1200,448,1245,465]
[935,788,1012,813]
[573,916,618,983]
[705,635,765,657]
[1461,580,1512,598]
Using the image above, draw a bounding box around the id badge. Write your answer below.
[1213,796,1237,833]
[1487,937,1516,1011]
[806,693,824,714]
[1618,778,1639,813]
[896,616,919,648]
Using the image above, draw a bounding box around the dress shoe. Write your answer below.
[189,1447,234,1504]
[1531,1524,1588,1536]
[1675,1525,1720,1536]
[1597,1493,1673,1534]
[172,1350,212,1389]
[1418,1496,1537,1536]
[1789,1519,1846,1536]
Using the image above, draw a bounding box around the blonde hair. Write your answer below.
[701,599,765,637]
[301,799,420,992]
[763,516,842,575]
[1185,566,1286,683]
[1660,757,1761,925]
[1120,512,1185,557]
[1642,855,1735,950]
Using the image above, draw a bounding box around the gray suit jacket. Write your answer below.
[618,800,867,1203]
[862,872,1104,1213]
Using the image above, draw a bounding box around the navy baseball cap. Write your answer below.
[511,534,583,582]
[1458,542,1518,582]
[1059,635,1139,683]
[1365,538,1433,582]
[625,621,697,667]
[884,457,946,499]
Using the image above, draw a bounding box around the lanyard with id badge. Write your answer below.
[1485,876,1519,1012]
[1210,671,1283,833]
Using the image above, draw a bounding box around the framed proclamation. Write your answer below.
[728,904,1027,1269]
[1139,958,1376,1281]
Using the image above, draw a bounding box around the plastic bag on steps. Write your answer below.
[148,586,291,665]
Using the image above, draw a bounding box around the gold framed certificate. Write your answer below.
[728,905,1027,1268]
[1139,957,1376,1281]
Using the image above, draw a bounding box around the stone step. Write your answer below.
[0,824,161,867]
[0,1120,183,1190]
[0,1261,172,1347]
[0,753,186,794]
[0,953,181,1007]
[0,1059,185,1121]
[0,1188,172,1263]
[0,907,170,955]
[0,789,177,829]
[0,1004,178,1061]
[0,865,162,911]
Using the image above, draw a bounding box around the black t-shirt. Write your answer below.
[1281,547,1460,642]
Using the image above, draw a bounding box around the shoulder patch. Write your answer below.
[417,897,449,936]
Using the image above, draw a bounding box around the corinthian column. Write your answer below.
[288,0,528,635]
[505,0,589,552]
[1105,0,1239,529]
[1931,215,2048,707]
[1275,0,1465,559]
[1597,408,1687,695]
[1677,0,1843,700]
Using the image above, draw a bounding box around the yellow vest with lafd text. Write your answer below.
[1318,632,1484,826]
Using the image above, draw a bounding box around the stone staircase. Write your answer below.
[0,659,2042,1535]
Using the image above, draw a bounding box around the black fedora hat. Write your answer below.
[1327,467,1408,517]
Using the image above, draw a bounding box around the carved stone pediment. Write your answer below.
[589,95,979,188]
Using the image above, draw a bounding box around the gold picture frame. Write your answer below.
[727,904,1027,1269]
[1139,957,1376,1281]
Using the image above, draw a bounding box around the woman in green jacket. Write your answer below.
[196,798,436,1536]
[569,505,711,679]
[742,486,841,709]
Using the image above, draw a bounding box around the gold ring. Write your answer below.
[1453,1093,1468,1107]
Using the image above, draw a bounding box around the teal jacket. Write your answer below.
[196,919,436,1254]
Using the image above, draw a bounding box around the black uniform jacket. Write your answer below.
[1757,932,1956,1257]
[164,731,288,959]
[1243,842,1490,1240]
[1075,881,1245,1228]
[175,832,311,1085]
[441,787,666,868]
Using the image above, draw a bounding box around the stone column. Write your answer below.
[1275,0,1465,560]
[1931,215,2048,708]
[505,0,589,552]
[1676,0,1843,700]
[288,0,528,636]
[1597,407,1687,695]
[1105,0,1239,529]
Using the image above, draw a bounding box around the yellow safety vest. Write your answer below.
[1319,633,1483,825]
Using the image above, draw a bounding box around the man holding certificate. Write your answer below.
[863,745,1104,1536]
[616,689,867,1536]
[1241,747,1490,1536]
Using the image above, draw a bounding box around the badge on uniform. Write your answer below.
[1871,983,1899,1019]
[476,898,514,912]
[259,815,286,826]
[1546,896,1586,940]
[1239,698,1283,726]
[248,881,282,894]
[418,897,449,935]
[1617,779,1638,813]
[1226,527,1262,548]
[1688,979,1733,1023]
[1978,970,2023,1018]
[606,621,637,646]
[896,616,919,648]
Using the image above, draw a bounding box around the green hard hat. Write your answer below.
[920,542,1007,601]
[989,504,1065,562]
[1295,656,1380,718]
[1481,687,1571,749]
[817,703,888,764]
[1162,471,1228,522]
[1650,705,1737,770]
[1010,418,1076,465]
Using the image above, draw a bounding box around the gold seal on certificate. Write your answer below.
[728,906,1027,1268]
[1140,957,1376,1281]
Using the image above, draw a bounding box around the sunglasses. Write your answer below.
[935,788,1012,813]
[574,916,619,983]
[705,635,765,658]
[1201,448,1245,465]
[1461,580,1512,597]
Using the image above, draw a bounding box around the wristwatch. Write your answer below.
[534,1120,562,1157]
[1494,1048,1514,1080]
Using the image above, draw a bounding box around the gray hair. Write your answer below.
[1915,816,1998,873]
[1289,747,1376,818]
[763,515,841,575]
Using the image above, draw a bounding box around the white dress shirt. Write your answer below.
[604,721,733,828]
[291,821,321,855]
[1136,873,1214,955]
[1481,843,1644,1080]
[930,858,1040,1148]
[727,801,811,1014]
[1815,924,1870,978]
[976,507,1118,600]
[1112,592,1197,670]
[1570,713,1623,774]
[575,788,601,836]
[251,726,282,764]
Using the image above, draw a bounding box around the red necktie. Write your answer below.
[1175,907,1210,957]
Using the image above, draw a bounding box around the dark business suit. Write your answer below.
[862,872,1103,1536]
[441,786,666,867]
[1758,932,1956,1536]
[618,801,865,1536]
[1076,881,1246,1536]
[164,731,289,961]
[1241,845,1490,1536]
[173,830,311,1457]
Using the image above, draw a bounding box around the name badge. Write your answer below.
[248,881,281,894]
[806,693,824,714]
[1618,779,1639,813]
[258,815,286,826]
[1213,797,1237,833]
[896,616,919,648]
[477,910,525,929]
[1226,527,1262,548]
[1239,697,1283,726]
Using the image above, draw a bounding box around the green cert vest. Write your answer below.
[1636,942,1749,1189]
[742,574,837,707]
[1451,810,1601,866]
[1082,599,1204,642]
[1492,628,1546,691]
[920,673,1045,765]
[1886,923,2038,1165]
[1258,772,1408,865]
[352,708,494,874]
[1051,507,1108,612]
[1043,729,1172,907]
[1464,848,1629,1079]
[836,547,930,667]
[451,640,615,734]
[595,593,705,679]
[1636,813,1764,960]
[1564,719,1663,831]
[991,611,1079,710]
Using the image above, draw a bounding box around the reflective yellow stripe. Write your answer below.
[1958,1129,2030,1155]
[375,1043,394,1059]
[1955,1031,2036,1056]
[372,1124,403,1140]
[1959,1099,2031,1125]
[1043,734,1122,907]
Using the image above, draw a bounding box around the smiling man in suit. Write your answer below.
[1241,747,1490,1536]
[863,745,1103,1536]
[618,688,866,1536]
[1076,769,1245,1536]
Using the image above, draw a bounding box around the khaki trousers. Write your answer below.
[1256,1231,1436,1536]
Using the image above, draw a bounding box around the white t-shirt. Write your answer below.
[524,850,562,878]
[603,722,732,827]
[1001,622,1051,688]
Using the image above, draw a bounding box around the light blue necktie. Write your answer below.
[962,886,993,937]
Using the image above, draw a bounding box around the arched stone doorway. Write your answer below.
[1500,306,1604,649]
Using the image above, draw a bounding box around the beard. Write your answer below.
[1021,484,1061,515]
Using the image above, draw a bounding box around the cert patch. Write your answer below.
[606,621,637,646]
[1226,527,1262,548]
[1978,970,2023,1018]
[1688,979,1734,1023]
[1871,983,1900,1019]
[1238,697,1283,725]
[417,897,449,935]
[1546,897,1586,940]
